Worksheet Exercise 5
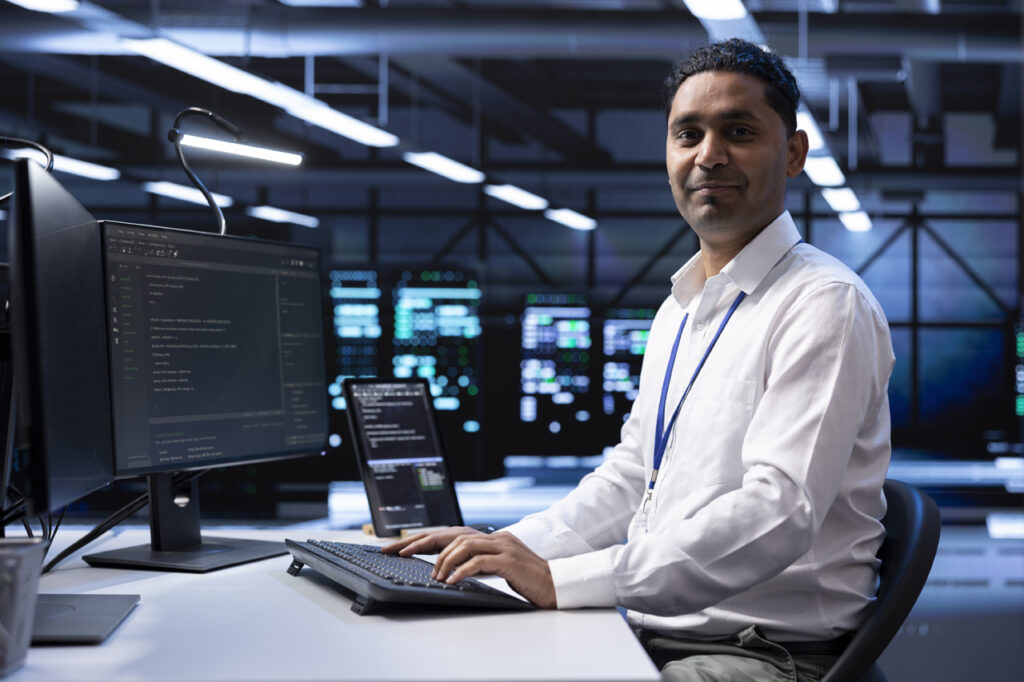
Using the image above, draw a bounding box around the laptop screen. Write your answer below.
[343,378,463,535]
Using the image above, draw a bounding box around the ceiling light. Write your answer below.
[2,148,120,181]
[839,211,872,233]
[277,0,363,5]
[179,134,302,166]
[402,152,485,184]
[246,205,320,229]
[484,184,549,210]
[821,187,861,213]
[544,208,597,231]
[6,0,79,12]
[802,155,846,187]
[124,38,398,148]
[796,108,826,152]
[682,0,748,21]
[143,181,233,207]
[285,101,398,148]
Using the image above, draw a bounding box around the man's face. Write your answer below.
[666,71,807,248]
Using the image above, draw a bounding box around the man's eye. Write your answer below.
[676,130,699,142]
[730,127,753,136]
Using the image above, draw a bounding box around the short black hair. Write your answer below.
[663,38,800,136]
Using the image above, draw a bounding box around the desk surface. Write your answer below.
[14,526,660,682]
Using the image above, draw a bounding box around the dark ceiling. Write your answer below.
[0,0,1020,299]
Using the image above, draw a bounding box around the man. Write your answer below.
[385,38,894,682]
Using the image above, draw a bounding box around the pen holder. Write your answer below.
[0,538,48,678]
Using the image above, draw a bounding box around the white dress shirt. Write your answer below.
[503,211,895,642]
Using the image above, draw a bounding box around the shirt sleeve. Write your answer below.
[501,382,650,561]
[537,282,893,613]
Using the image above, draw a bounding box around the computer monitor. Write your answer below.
[6,158,137,644]
[6,159,329,575]
[516,292,597,454]
[600,307,655,441]
[7,159,115,516]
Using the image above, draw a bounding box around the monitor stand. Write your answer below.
[82,473,287,572]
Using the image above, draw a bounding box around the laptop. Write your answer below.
[342,378,464,537]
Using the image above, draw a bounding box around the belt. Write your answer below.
[778,634,852,657]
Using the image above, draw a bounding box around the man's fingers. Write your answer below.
[381,532,428,555]
[445,554,497,584]
[432,536,510,580]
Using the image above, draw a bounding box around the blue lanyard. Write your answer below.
[649,291,746,494]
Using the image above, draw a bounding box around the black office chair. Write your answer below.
[821,479,941,682]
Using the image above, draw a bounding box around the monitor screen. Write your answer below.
[601,307,655,440]
[391,269,482,476]
[101,221,328,476]
[516,293,596,452]
[343,378,462,535]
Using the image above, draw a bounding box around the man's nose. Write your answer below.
[695,133,728,170]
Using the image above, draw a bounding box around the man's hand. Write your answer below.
[381,527,557,609]
[431,532,557,609]
[380,526,484,557]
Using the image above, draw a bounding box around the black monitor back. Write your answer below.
[8,159,115,514]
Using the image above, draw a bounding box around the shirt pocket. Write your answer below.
[674,376,757,487]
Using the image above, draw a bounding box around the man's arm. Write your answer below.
[547,281,893,613]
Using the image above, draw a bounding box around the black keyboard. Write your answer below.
[285,539,536,615]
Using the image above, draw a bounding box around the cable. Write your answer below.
[0,136,54,207]
[40,470,206,575]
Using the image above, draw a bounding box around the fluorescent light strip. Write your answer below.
[179,134,301,166]
[277,0,363,5]
[402,152,485,184]
[682,0,748,21]
[544,208,597,231]
[2,148,121,181]
[821,187,861,213]
[246,205,320,229]
[483,184,548,210]
[803,155,846,187]
[123,38,398,148]
[838,211,872,232]
[796,108,826,152]
[6,0,79,12]
[143,181,233,207]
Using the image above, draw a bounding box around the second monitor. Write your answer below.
[83,221,329,571]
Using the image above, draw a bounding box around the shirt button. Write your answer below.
[695,320,708,332]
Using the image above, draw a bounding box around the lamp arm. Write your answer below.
[166,107,242,235]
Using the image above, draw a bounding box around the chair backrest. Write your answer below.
[821,479,941,682]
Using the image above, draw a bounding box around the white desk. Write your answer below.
[13,526,660,682]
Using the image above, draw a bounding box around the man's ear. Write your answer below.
[786,129,810,178]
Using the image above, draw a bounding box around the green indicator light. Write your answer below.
[468,385,478,396]
[1017,396,1024,416]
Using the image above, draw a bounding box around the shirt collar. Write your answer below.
[670,211,802,306]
